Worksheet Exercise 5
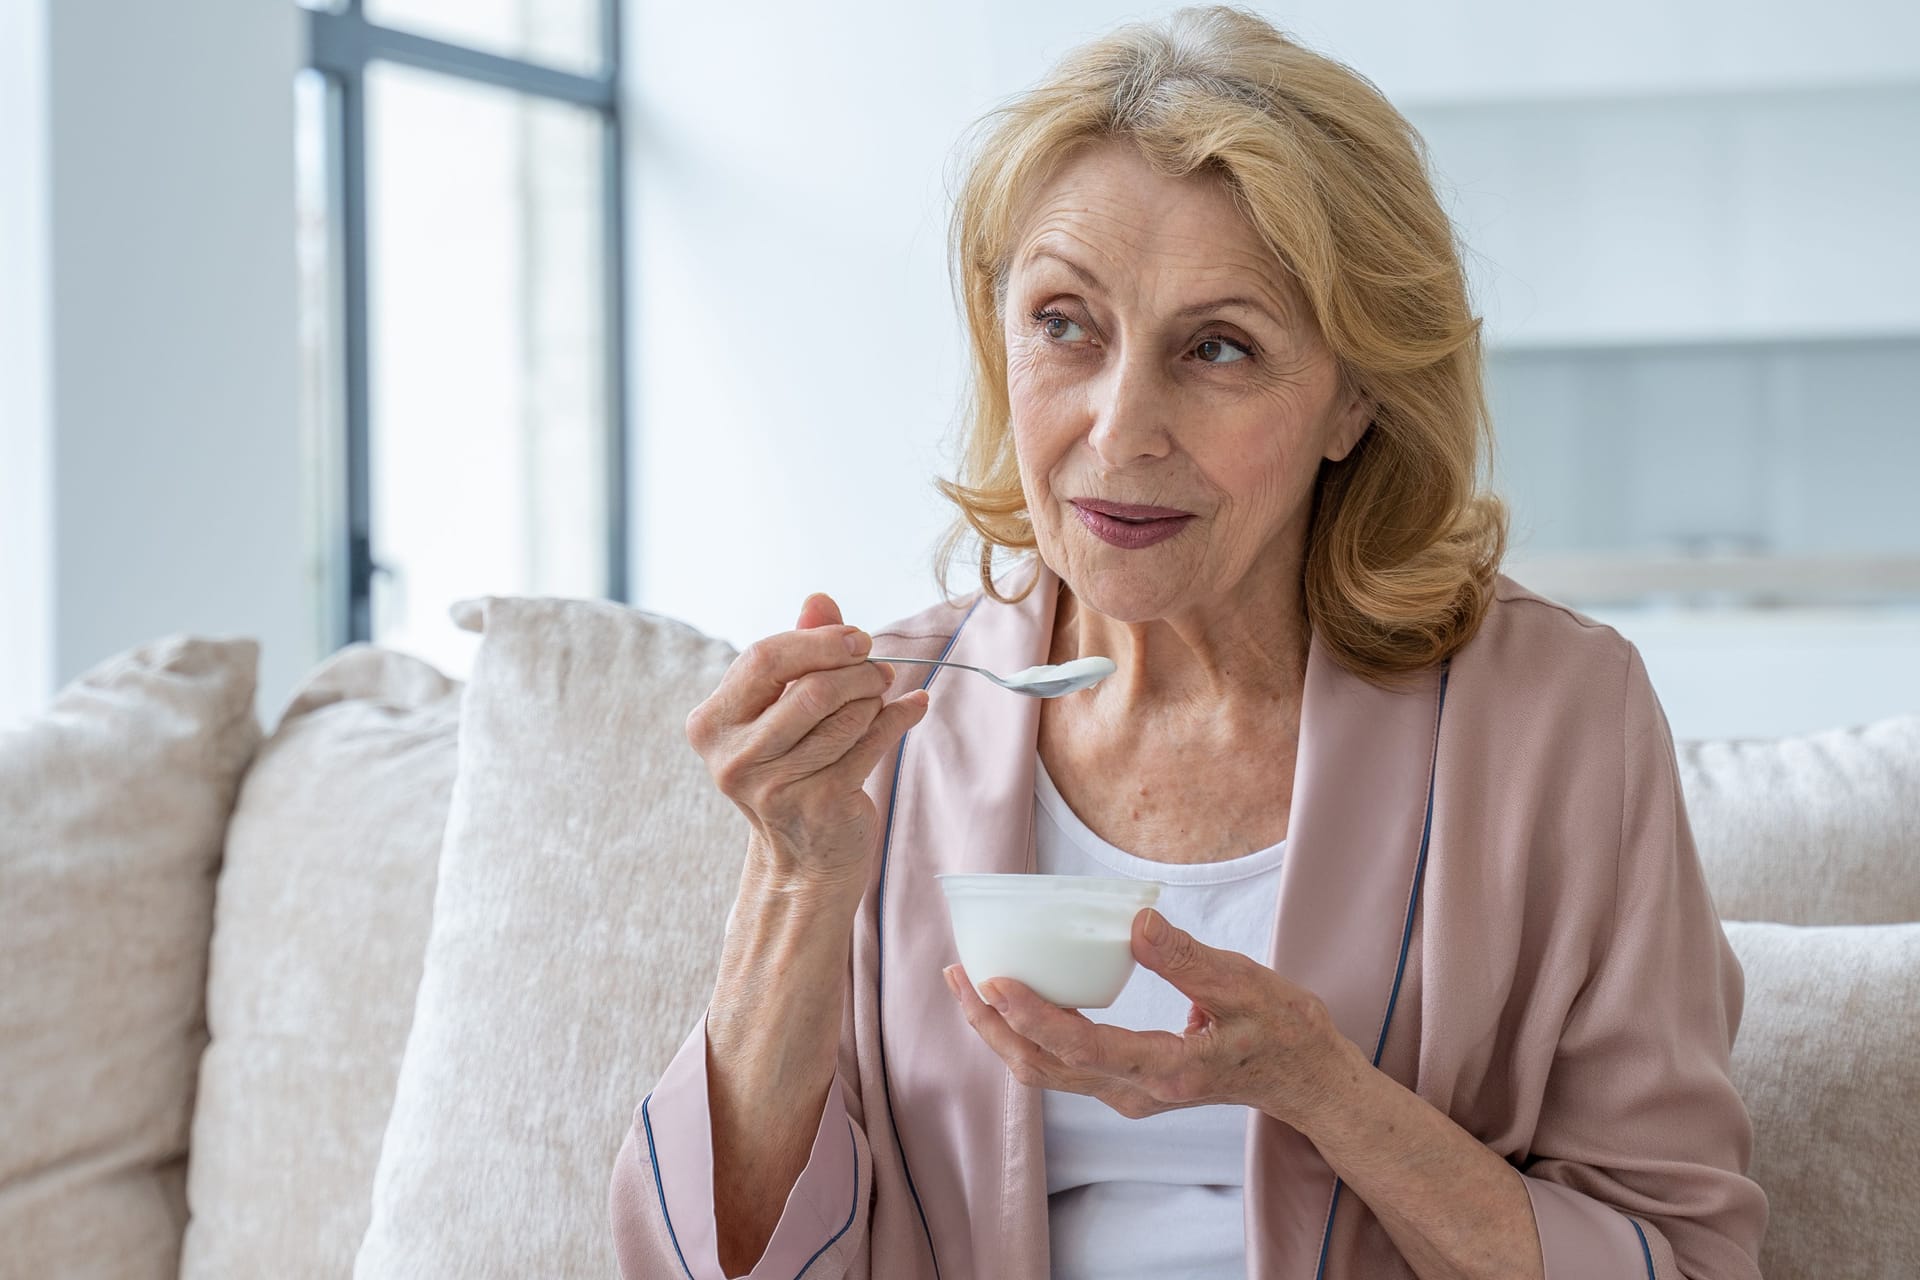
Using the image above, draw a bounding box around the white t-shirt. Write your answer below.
[1033,754,1286,1280]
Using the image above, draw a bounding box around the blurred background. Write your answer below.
[3,0,1917,740]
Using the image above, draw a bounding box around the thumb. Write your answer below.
[797,592,844,631]
[1133,909,1232,1006]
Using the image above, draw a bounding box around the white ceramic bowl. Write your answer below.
[938,873,1162,1009]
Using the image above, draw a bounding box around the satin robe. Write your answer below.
[611,559,1766,1280]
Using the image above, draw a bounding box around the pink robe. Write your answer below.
[610,560,1767,1279]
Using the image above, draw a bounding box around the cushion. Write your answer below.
[1680,714,1920,924]
[352,597,744,1278]
[180,646,461,1279]
[1724,921,1920,1280]
[0,636,261,1280]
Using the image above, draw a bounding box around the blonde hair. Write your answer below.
[934,5,1507,685]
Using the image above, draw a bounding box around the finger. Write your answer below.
[777,691,886,776]
[738,661,894,764]
[943,965,1072,1091]
[796,592,843,631]
[814,687,931,792]
[949,969,1182,1117]
[1132,909,1251,1012]
[982,977,1186,1082]
[702,625,875,732]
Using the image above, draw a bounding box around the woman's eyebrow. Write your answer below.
[1020,245,1291,329]
[1171,295,1288,327]
[1021,246,1104,291]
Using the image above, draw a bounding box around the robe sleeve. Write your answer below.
[609,1016,873,1280]
[1520,644,1769,1280]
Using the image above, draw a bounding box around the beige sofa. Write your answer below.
[2,595,1916,1280]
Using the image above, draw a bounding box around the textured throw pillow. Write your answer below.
[0,637,261,1280]
[1724,921,1920,1280]
[352,597,744,1279]
[180,646,461,1280]
[1679,713,1920,924]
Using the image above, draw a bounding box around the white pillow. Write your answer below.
[0,637,261,1279]
[1679,713,1920,924]
[352,597,744,1278]
[182,646,461,1279]
[1724,920,1920,1280]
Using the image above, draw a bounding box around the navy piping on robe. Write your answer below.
[1311,657,1453,1280]
[874,595,983,1278]
[640,1094,695,1280]
[1631,1218,1656,1279]
[793,1122,862,1279]
[640,1097,859,1280]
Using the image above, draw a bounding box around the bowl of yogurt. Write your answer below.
[938,873,1162,1008]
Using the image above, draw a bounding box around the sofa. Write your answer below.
[2,593,1916,1280]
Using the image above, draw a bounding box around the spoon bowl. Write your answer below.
[869,654,1116,698]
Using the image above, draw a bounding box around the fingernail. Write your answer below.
[983,983,1009,1012]
[942,966,960,998]
[1142,909,1169,946]
[844,629,870,656]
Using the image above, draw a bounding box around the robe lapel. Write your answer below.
[878,558,1056,1280]
[1244,635,1445,1277]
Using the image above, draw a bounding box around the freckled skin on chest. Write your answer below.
[1038,700,1297,864]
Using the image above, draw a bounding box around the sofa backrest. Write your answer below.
[8,616,1915,1280]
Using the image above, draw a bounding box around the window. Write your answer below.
[298,0,627,673]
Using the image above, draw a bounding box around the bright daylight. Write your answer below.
[2,2,1916,1279]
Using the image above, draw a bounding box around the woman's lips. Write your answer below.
[1074,498,1192,520]
[1071,501,1195,549]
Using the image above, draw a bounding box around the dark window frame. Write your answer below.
[304,0,629,644]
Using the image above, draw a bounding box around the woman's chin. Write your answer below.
[1056,562,1194,624]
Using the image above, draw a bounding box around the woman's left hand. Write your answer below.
[944,907,1363,1128]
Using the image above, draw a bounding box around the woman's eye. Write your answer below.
[1194,336,1251,364]
[1036,310,1087,343]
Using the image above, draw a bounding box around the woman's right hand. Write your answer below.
[686,592,931,894]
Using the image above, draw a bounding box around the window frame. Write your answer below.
[303,0,629,645]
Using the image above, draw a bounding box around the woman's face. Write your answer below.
[1002,140,1371,624]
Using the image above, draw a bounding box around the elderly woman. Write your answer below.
[610,8,1766,1279]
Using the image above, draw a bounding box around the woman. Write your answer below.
[611,8,1766,1278]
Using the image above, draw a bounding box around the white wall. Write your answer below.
[1,0,312,726]
[1589,607,1920,741]
[622,0,1920,741]
[0,0,55,726]
[623,2,999,646]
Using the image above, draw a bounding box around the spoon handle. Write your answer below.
[867,655,985,676]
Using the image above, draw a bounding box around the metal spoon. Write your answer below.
[869,654,1116,698]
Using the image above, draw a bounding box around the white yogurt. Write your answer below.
[1003,655,1118,691]
[939,873,1161,1008]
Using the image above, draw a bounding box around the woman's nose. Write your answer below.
[1086,354,1175,464]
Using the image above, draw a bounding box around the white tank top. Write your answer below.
[1033,753,1286,1280]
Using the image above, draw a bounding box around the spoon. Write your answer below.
[869,654,1116,699]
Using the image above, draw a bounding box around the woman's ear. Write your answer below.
[1323,390,1375,464]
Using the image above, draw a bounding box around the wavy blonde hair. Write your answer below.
[934,5,1507,685]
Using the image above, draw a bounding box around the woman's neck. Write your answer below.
[1046,569,1310,725]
